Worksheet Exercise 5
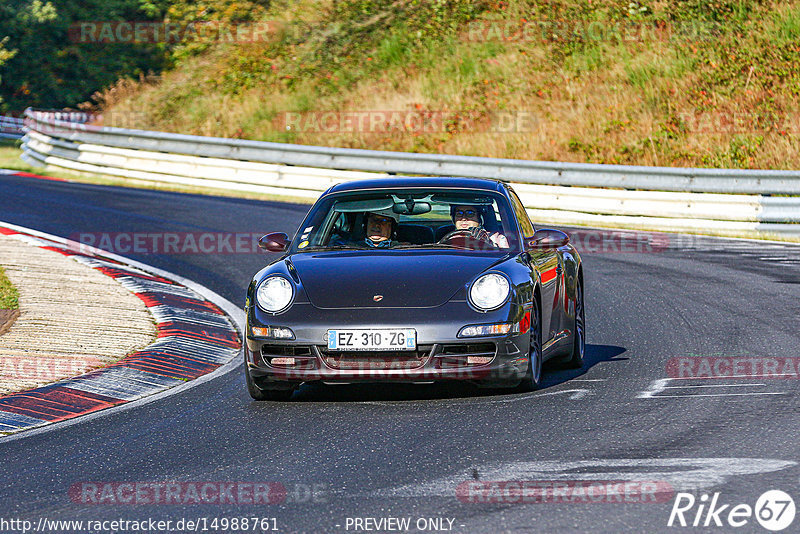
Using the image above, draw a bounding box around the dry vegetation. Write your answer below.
[95,0,800,169]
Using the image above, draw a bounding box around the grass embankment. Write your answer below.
[93,0,800,169]
[0,265,18,310]
[0,142,29,173]
[0,140,82,181]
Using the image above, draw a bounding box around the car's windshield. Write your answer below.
[290,188,519,253]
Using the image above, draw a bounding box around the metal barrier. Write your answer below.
[19,108,800,237]
[0,115,24,140]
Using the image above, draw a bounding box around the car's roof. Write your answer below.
[325,176,506,195]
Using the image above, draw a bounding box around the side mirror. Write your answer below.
[259,232,290,252]
[528,229,569,249]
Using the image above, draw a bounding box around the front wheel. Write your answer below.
[245,365,295,401]
[517,304,543,392]
[564,277,585,368]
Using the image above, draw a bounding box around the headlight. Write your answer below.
[469,273,510,311]
[256,276,294,313]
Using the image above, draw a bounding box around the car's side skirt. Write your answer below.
[542,329,573,361]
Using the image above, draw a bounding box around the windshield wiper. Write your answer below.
[304,244,367,251]
[391,243,470,250]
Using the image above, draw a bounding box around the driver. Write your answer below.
[364,212,398,248]
[451,205,509,249]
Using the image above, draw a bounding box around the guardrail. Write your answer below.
[19,108,800,237]
[0,115,24,140]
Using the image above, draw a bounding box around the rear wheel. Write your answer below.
[564,277,585,368]
[245,365,295,401]
[517,303,542,392]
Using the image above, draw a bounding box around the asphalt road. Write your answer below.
[1,173,800,534]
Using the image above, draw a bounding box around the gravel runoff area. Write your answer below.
[0,233,156,395]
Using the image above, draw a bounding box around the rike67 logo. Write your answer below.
[668,490,795,531]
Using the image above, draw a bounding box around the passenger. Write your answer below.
[451,205,509,248]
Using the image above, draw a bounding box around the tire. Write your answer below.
[517,303,543,392]
[245,365,295,401]
[564,277,585,369]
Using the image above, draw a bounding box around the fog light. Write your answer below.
[271,327,295,339]
[270,357,296,366]
[251,326,295,340]
[458,323,512,338]
[467,356,493,365]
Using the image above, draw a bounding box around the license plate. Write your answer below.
[327,329,417,351]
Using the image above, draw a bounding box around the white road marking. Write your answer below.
[360,388,594,407]
[465,388,595,404]
[148,305,232,328]
[539,389,593,400]
[369,458,797,498]
[663,383,766,389]
[646,392,787,398]
[638,377,787,399]
[666,233,800,269]
[116,276,197,298]
[637,378,670,398]
[66,366,186,400]
[667,374,794,380]
[570,378,607,382]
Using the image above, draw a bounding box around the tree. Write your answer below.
[0,37,17,108]
[0,0,166,112]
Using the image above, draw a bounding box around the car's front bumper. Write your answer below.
[246,337,529,385]
[246,302,530,389]
[245,302,530,387]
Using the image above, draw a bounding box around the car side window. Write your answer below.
[508,189,535,238]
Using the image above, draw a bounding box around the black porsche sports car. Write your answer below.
[245,177,584,400]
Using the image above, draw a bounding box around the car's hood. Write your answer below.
[290,250,506,309]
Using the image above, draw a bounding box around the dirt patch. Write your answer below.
[0,233,157,396]
[0,309,19,336]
